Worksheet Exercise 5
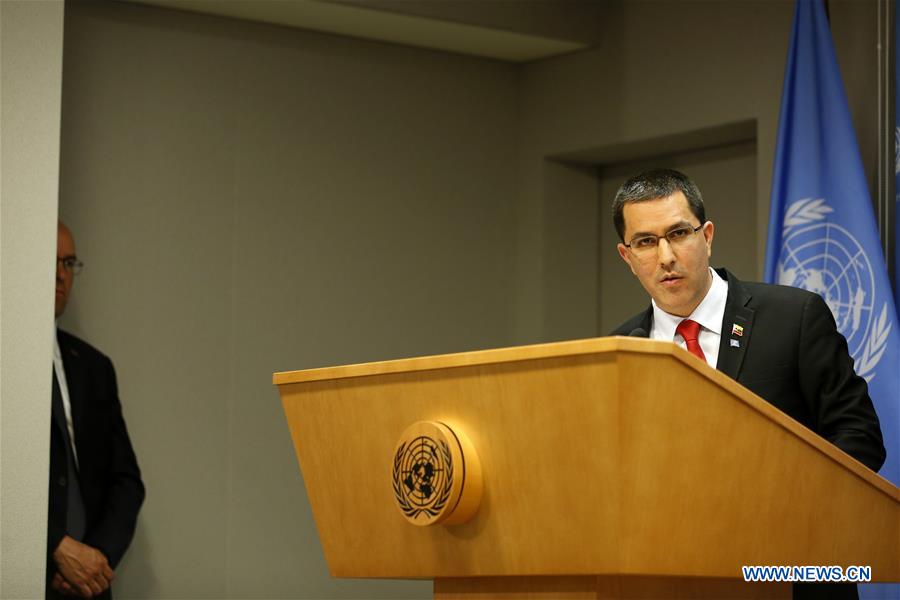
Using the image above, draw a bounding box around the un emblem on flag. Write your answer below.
[391,421,482,526]
[776,198,892,381]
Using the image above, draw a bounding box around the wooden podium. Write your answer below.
[273,337,899,599]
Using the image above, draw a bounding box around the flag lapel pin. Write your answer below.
[731,324,744,337]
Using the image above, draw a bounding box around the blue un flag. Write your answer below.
[768,12,896,595]
[765,0,899,500]
[895,0,900,310]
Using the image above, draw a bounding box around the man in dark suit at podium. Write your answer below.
[609,169,884,471]
[609,170,884,598]
[48,222,144,599]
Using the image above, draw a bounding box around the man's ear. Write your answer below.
[702,221,715,257]
[617,243,637,276]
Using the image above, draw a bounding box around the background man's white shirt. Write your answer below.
[53,327,80,466]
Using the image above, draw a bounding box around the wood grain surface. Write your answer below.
[275,337,899,582]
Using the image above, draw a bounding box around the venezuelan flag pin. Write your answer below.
[731,324,744,337]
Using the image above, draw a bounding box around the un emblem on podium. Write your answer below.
[392,421,482,526]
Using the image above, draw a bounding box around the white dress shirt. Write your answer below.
[53,328,80,466]
[650,268,728,369]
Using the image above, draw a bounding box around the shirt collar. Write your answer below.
[651,268,728,338]
[53,325,62,361]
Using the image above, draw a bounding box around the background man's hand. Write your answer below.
[52,536,114,597]
[51,572,79,597]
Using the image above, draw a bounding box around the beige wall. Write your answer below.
[47,1,883,599]
[0,1,65,598]
[59,2,516,597]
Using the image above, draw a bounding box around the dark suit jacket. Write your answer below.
[48,330,145,575]
[611,268,886,472]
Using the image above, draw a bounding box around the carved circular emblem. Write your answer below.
[392,421,482,527]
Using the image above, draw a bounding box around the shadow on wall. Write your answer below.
[115,525,158,597]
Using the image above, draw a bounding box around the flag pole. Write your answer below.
[877,0,894,280]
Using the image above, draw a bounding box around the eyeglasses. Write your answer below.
[624,224,703,256]
[57,257,84,275]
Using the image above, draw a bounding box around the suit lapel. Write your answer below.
[50,371,70,439]
[716,270,755,380]
[636,307,652,336]
[58,332,87,445]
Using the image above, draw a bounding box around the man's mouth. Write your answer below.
[660,274,683,287]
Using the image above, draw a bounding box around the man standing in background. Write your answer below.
[49,222,144,599]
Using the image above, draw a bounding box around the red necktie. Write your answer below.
[675,319,706,362]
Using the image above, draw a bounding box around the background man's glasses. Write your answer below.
[624,224,703,256]
[57,257,84,275]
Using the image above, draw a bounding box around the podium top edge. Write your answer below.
[272,336,669,386]
[273,336,900,500]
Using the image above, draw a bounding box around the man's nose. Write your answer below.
[657,238,676,266]
[55,260,65,282]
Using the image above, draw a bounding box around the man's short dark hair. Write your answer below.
[612,169,706,241]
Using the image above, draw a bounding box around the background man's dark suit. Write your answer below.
[48,329,145,597]
[612,268,886,472]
